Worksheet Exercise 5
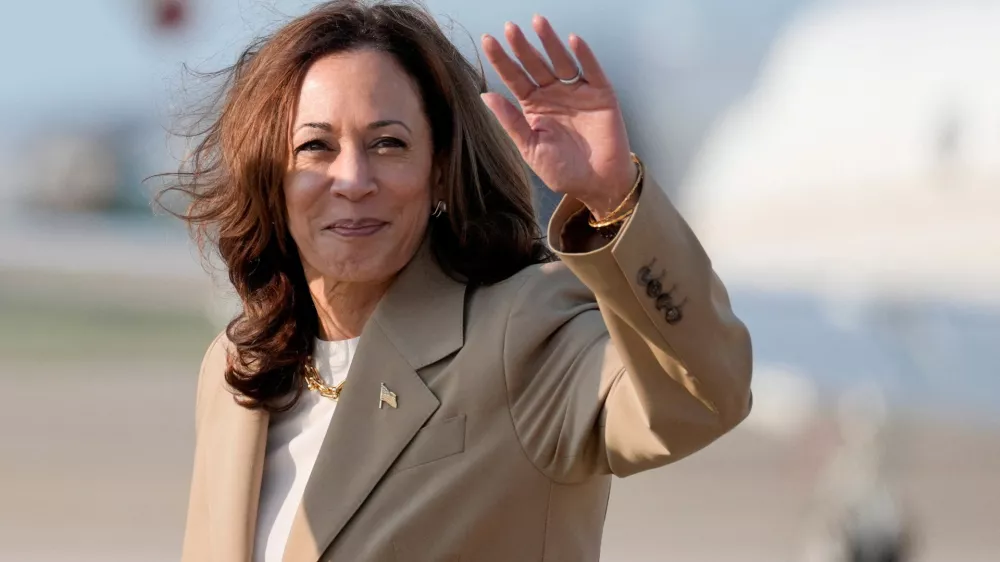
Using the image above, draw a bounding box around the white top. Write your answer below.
[253,337,360,562]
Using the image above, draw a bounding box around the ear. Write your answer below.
[432,157,444,193]
[429,156,446,203]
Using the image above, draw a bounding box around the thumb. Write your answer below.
[481,92,532,154]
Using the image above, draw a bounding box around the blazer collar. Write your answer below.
[283,240,466,561]
[369,240,467,371]
[204,241,466,562]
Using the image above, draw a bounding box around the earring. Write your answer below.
[431,200,447,218]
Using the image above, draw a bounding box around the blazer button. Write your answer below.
[637,266,654,285]
[646,279,662,298]
[665,307,682,324]
[655,293,674,310]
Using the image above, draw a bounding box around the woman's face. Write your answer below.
[285,49,435,285]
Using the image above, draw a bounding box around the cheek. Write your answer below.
[386,176,432,231]
[283,172,324,250]
[379,159,432,209]
[283,172,326,239]
[285,170,325,207]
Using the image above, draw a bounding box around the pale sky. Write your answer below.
[0,0,802,133]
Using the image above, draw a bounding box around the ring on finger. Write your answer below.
[557,67,583,85]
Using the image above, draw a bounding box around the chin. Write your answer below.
[317,244,415,284]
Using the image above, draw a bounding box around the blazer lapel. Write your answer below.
[204,390,270,561]
[283,243,466,562]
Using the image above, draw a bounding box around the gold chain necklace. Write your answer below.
[303,361,345,401]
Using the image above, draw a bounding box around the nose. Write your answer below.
[328,144,377,201]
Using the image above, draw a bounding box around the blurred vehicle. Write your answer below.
[681,5,1000,559]
[683,0,1000,423]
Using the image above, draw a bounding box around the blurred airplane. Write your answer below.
[682,0,1000,426]
[681,7,999,559]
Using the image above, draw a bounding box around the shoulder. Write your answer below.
[194,330,233,428]
[492,263,609,396]
[479,261,592,303]
[508,261,596,314]
[200,330,232,380]
[471,261,598,336]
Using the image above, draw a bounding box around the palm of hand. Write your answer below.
[481,17,636,216]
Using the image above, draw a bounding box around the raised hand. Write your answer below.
[481,15,637,220]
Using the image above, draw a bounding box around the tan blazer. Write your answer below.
[181,179,753,562]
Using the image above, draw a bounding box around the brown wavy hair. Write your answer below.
[159,0,551,411]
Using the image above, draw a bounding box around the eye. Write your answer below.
[293,140,330,154]
[371,137,407,152]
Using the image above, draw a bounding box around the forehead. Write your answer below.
[293,49,425,127]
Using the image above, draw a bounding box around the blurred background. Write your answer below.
[1,0,997,561]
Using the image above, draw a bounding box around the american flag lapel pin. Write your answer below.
[379,382,398,409]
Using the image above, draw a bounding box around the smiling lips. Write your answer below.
[323,218,389,237]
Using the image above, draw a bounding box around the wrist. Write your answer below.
[584,153,644,229]
[584,190,638,222]
[583,161,641,220]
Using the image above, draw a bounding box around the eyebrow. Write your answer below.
[295,122,332,133]
[293,120,412,133]
[368,119,411,133]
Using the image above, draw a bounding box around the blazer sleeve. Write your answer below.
[502,175,753,484]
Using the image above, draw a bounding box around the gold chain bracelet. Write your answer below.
[588,152,644,229]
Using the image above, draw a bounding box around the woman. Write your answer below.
[172,1,752,561]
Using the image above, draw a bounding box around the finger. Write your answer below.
[504,22,556,87]
[481,92,533,154]
[532,15,579,83]
[481,34,536,100]
[568,34,610,89]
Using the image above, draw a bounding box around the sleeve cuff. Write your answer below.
[546,174,717,340]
